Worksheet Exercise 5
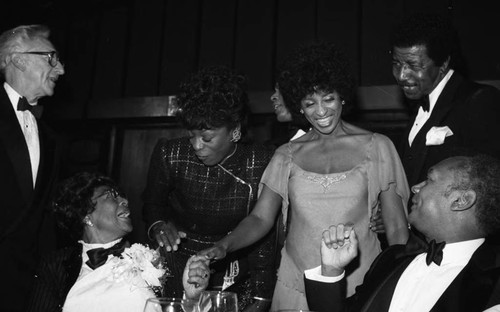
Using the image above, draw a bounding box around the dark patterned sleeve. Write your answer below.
[142,139,174,230]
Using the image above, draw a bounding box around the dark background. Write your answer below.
[2,0,499,243]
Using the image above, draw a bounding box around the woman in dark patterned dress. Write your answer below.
[142,66,276,311]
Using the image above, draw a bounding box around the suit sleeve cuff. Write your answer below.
[304,266,344,283]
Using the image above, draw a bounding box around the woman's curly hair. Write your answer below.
[277,41,355,117]
[52,172,119,240]
[176,65,249,131]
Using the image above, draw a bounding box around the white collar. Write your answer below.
[4,82,23,111]
[440,237,484,265]
[79,237,123,254]
[3,82,38,109]
[428,69,454,112]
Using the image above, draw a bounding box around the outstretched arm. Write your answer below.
[197,185,282,261]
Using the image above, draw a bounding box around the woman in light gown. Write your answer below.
[199,41,409,311]
[27,172,209,312]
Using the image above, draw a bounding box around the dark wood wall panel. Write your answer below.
[92,7,129,99]
[399,0,449,12]
[119,127,187,243]
[275,0,316,67]
[53,18,100,118]
[158,0,202,94]
[317,0,360,81]
[359,0,403,86]
[198,0,237,67]
[452,0,500,80]
[235,0,276,90]
[124,0,165,97]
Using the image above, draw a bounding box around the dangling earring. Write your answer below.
[341,100,345,105]
[231,129,241,142]
[300,109,304,114]
[84,216,94,227]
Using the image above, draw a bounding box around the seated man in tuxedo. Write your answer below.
[304,154,500,312]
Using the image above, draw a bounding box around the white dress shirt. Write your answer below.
[4,82,40,187]
[389,238,484,312]
[305,238,485,312]
[64,238,155,312]
[408,69,454,146]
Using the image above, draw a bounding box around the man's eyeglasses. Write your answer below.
[20,51,61,67]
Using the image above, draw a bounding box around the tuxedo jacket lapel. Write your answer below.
[34,122,58,201]
[0,91,34,202]
[345,245,415,312]
[403,73,463,187]
[431,242,500,311]
[362,257,414,312]
[63,245,84,297]
[419,73,461,135]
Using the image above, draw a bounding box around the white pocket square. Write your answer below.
[426,126,453,146]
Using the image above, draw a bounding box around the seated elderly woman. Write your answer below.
[27,172,210,312]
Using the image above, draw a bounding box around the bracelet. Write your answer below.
[253,297,271,302]
[147,220,166,240]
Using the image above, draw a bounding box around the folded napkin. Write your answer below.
[426,126,453,146]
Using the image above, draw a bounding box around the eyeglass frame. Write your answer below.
[18,51,61,67]
[92,188,125,202]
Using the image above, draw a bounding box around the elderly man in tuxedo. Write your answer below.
[392,13,500,191]
[0,24,64,311]
[304,154,500,312]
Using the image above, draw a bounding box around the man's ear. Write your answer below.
[451,190,476,211]
[439,56,451,75]
[10,54,26,71]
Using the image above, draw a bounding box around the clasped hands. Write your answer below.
[320,223,359,277]
[183,255,211,299]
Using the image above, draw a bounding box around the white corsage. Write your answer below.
[426,126,453,146]
[107,243,168,295]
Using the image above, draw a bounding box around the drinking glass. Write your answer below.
[198,291,238,312]
[144,297,199,312]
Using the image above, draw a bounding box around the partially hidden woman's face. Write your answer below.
[188,126,235,166]
[301,90,342,135]
[270,86,292,122]
[88,186,132,242]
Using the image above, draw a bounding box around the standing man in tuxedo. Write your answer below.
[0,25,64,311]
[304,154,500,312]
[392,13,500,190]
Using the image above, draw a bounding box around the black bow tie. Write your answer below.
[86,240,130,270]
[17,97,43,118]
[405,231,446,266]
[418,95,430,112]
